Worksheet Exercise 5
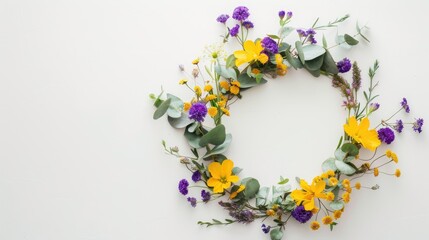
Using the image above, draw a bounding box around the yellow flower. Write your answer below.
[205,94,217,101]
[204,84,213,92]
[194,86,202,97]
[229,185,245,199]
[217,100,226,107]
[208,107,218,117]
[334,210,342,219]
[326,170,335,177]
[234,40,269,67]
[395,169,401,177]
[310,221,320,230]
[183,102,191,111]
[207,159,239,193]
[322,215,333,225]
[321,173,329,179]
[344,117,381,151]
[374,168,379,177]
[342,192,351,203]
[346,187,352,193]
[342,179,350,189]
[329,177,338,186]
[355,182,361,190]
[386,150,398,163]
[275,53,288,76]
[291,179,327,211]
[326,192,335,201]
[230,80,240,95]
[179,79,188,85]
[221,107,230,116]
[266,209,276,216]
[192,58,199,65]
[219,81,230,91]
[311,207,319,215]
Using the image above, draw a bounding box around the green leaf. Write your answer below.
[270,229,283,240]
[168,113,194,129]
[336,35,352,49]
[153,98,171,120]
[322,158,337,172]
[278,42,290,53]
[284,50,302,70]
[267,34,280,40]
[341,143,359,156]
[306,68,321,77]
[232,166,242,175]
[226,54,236,68]
[204,134,232,158]
[304,55,324,71]
[244,178,260,199]
[321,50,339,74]
[334,148,346,161]
[278,176,289,185]
[302,45,326,61]
[329,200,344,210]
[166,94,183,118]
[344,34,359,45]
[335,160,356,175]
[184,128,203,149]
[322,34,328,48]
[215,65,237,80]
[199,124,226,146]
[237,73,267,88]
[256,186,269,206]
[295,41,305,64]
[278,26,294,38]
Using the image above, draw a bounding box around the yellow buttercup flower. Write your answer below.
[334,210,342,219]
[208,107,218,117]
[179,79,188,85]
[326,192,335,201]
[342,179,350,188]
[310,221,320,230]
[234,40,269,67]
[326,170,335,177]
[275,53,288,76]
[329,177,338,186]
[217,100,226,107]
[395,169,401,177]
[183,102,191,111]
[229,185,245,199]
[291,179,327,211]
[344,116,381,151]
[322,215,333,225]
[207,159,239,193]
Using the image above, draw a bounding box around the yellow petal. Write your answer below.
[313,180,326,194]
[300,179,312,192]
[207,178,219,188]
[255,40,264,54]
[228,175,239,183]
[208,162,221,179]
[221,159,234,176]
[303,199,315,211]
[243,40,257,54]
[258,53,268,64]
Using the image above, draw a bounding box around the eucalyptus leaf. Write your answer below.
[270,229,283,240]
[244,178,260,199]
[168,113,194,129]
[256,186,270,206]
[344,34,359,45]
[215,65,237,80]
[199,124,226,146]
[321,50,339,74]
[232,166,243,175]
[341,143,359,156]
[204,134,232,158]
[187,122,198,133]
[302,45,326,61]
[306,68,321,77]
[334,148,346,161]
[336,35,352,49]
[330,200,344,210]
[238,73,267,88]
[305,55,324,71]
[153,98,171,120]
[284,50,302,70]
[278,176,289,185]
[322,158,337,172]
[226,54,236,68]
[184,128,203,149]
[295,41,305,64]
[166,94,184,118]
[335,160,356,175]
[278,42,290,52]
[279,26,294,38]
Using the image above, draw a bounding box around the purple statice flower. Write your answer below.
[278,10,286,19]
[261,37,278,54]
[242,20,254,29]
[286,11,293,19]
[189,102,207,122]
[178,179,189,195]
[369,102,380,112]
[394,119,404,133]
[291,206,313,223]
[308,35,317,44]
[413,118,424,133]
[229,24,240,37]
[187,197,197,207]
[232,6,250,21]
[296,29,308,37]
[401,98,410,113]
[378,127,395,144]
[216,14,229,24]
[337,58,352,73]
[261,224,271,234]
[201,190,211,203]
[306,28,316,35]
[191,171,201,182]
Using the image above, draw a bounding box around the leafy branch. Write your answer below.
[197,219,236,227]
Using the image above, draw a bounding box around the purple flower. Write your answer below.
[187,197,197,207]
[287,11,293,19]
[278,10,286,19]
[394,119,404,133]
[229,24,240,37]
[261,37,278,54]
[216,14,229,24]
[413,118,424,133]
[191,171,201,182]
[306,28,316,35]
[369,103,380,112]
[308,35,317,44]
[337,58,352,73]
[242,21,254,29]
[291,206,313,223]
[401,98,410,113]
[178,179,189,195]
[261,224,271,234]
[189,102,207,122]
[201,190,211,202]
[296,29,308,37]
[378,127,395,144]
[232,6,250,21]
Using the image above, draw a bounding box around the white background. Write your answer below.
[1,0,428,239]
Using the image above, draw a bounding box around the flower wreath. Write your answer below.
[150,6,423,240]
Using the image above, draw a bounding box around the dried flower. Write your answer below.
[216,14,229,24]
[378,127,395,144]
[178,179,189,195]
[230,24,240,37]
[337,58,352,73]
[187,197,197,207]
[401,98,410,113]
[232,6,250,21]
[413,118,424,133]
[291,206,313,223]
[189,102,207,122]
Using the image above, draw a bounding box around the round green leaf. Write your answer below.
[322,158,337,172]
[270,229,283,240]
[335,160,356,175]
[302,44,326,61]
[238,73,267,88]
[344,34,359,45]
[244,178,260,199]
[168,113,194,129]
[199,124,226,146]
[330,200,344,210]
[341,143,359,156]
[153,98,171,120]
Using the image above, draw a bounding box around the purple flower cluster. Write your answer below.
[337,58,352,73]
[261,37,278,54]
[413,118,424,133]
[378,127,395,144]
[291,206,313,223]
[401,98,410,113]
[232,6,250,21]
[242,21,254,29]
[369,102,380,112]
[187,197,197,207]
[394,119,404,133]
[261,224,271,234]
[296,28,317,44]
[201,190,211,203]
[216,14,229,24]
[218,201,255,223]
[178,179,189,195]
[189,102,207,122]
[191,171,201,182]
[230,24,240,37]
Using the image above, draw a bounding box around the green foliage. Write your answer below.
[168,113,194,129]
[199,124,226,146]
[203,134,232,158]
[344,34,359,45]
[153,98,171,120]
[237,72,268,88]
[270,229,283,240]
[244,178,260,199]
[166,93,183,118]
[302,45,326,61]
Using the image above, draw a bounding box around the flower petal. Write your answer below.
[228,175,239,183]
[303,198,315,211]
[300,179,312,192]
[208,161,221,179]
[221,159,234,176]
